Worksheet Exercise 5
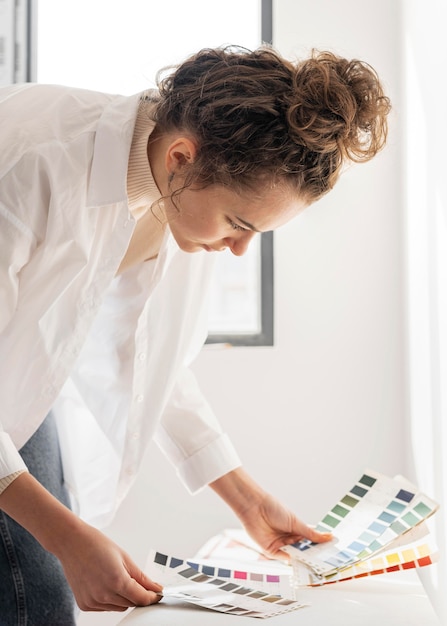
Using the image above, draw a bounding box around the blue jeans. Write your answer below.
[0,414,77,625]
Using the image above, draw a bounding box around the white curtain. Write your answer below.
[404,1,447,622]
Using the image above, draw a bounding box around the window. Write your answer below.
[207,0,273,346]
[0,0,36,85]
[207,233,273,346]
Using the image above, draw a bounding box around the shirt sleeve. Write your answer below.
[0,469,28,496]
[154,366,242,494]
[0,432,28,481]
[0,172,37,477]
[0,201,37,334]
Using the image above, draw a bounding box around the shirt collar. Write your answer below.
[86,92,142,208]
[126,95,161,215]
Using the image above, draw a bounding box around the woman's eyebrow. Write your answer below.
[235,216,261,232]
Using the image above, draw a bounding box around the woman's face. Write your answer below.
[164,183,307,256]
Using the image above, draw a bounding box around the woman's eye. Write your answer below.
[228,219,248,232]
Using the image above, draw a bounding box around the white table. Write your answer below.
[119,570,440,625]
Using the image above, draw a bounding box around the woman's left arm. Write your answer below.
[210,467,332,560]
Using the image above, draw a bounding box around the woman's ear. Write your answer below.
[165,136,198,175]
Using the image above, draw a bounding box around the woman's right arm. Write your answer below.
[0,473,163,612]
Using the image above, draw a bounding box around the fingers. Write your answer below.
[122,576,163,608]
[73,563,164,612]
[114,588,163,610]
[87,606,129,613]
[58,522,165,614]
[133,568,164,594]
[305,527,333,543]
[77,588,162,612]
[287,517,333,545]
[263,525,333,561]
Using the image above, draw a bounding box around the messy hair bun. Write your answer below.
[289,51,389,161]
[154,46,391,202]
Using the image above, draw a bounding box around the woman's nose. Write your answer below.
[226,231,257,256]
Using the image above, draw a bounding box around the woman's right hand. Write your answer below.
[0,472,163,611]
[57,522,163,612]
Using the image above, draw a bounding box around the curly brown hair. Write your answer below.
[153,46,391,203]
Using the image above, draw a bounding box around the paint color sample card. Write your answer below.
[289,522,438,586]
[194,523,437,589]
[195,529,293,577]
[144,470,438,619]
[145,549,306,619]
[283,470,439,581]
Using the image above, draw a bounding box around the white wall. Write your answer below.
[78,1,406,624]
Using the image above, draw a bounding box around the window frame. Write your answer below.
[206,231,274,346]
[206,0,274,347]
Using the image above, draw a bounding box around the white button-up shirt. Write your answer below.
[0,84,241,527]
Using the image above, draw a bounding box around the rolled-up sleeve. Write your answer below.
[154,367,242,494]
[0,432,28,482]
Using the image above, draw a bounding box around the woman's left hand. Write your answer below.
[237,488,332,560]
[210,467,332,560]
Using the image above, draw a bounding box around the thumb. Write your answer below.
[273,529,333,561]
[128,564,163,593]
[122,576,163,607]
[303,527,333,544]
[287,517,333,545]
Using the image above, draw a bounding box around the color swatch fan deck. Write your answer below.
[145,549,306,619]
[284,470,438,586]
[145,471,438,619]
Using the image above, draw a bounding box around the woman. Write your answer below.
[0,46,390,623]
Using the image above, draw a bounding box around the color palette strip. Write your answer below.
[155,551,292,595]
[146,549,305,619]
[284,470,439,577]
[168,556,292,596]
[310,540,438,586]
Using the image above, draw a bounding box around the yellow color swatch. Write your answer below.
[402,549,416,562]
[386,552,401,566]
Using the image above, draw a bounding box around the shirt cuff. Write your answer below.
[0,469,28,496]
[176,433,242,494]
[0,432,28,477]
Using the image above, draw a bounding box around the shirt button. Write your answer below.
[136,394,144,403]
[131,431,140,440]
[138,352,146,361]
